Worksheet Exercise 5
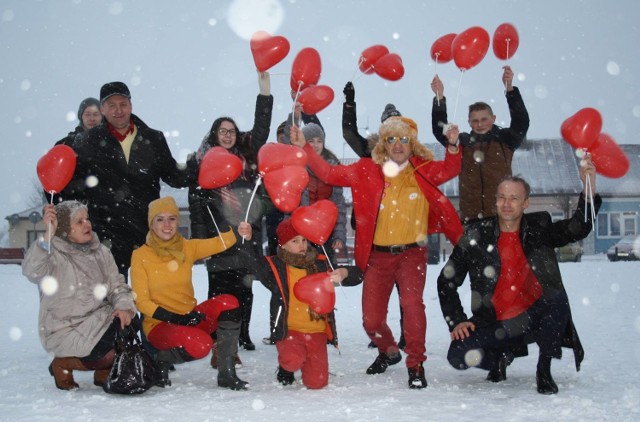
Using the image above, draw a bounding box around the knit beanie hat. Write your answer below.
[100,81,131,104]
[380,103,402,122]
[302,123,325,141]
[54,200,88,239]
[147,196,180,227]
[277,218,301,246]
[77,97,100,121]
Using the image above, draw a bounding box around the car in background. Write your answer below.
[555,242,583,262]
[607,235,640,261]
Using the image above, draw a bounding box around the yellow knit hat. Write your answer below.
[147,196,180,227]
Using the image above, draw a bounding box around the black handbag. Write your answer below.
[103,324,160,394]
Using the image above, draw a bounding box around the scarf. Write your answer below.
[146,231,186,263]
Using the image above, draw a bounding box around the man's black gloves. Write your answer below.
[343,81,355,103]
[153,307,206,326]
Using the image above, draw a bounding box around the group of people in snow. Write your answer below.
[23,65,599,395]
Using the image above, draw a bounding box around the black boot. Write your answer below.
[408,363,427,389]
[155,347,192,387]
[238,282,255,351]
[536,357,558,394]
[366,351,402,375]
[217,319,249,390]
[486,352,510,383]
[276,366,295,385]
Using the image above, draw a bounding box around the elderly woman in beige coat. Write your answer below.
[22,201,137,390]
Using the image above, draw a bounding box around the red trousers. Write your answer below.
[362,247,428,368]
[147,294,239,359]
[276,330,328,389]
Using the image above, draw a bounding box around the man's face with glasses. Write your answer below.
[384,135,413,165]
[217,121,238,149]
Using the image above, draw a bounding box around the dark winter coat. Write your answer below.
[437,193,602,370]
[69,114,195,272]
[432,88,530,221]
[342,101,370,158]
[188,94,273,273]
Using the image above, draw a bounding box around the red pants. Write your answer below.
[276,330,328,389]
[362,247,427,368]
[147,294,239,359]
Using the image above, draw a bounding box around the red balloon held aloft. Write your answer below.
[560,107,602,150]
[37,144,76,194]
[374,53,405,81]
[589,133,629,179]
[298,85,335,115]
[198,147,243,189]
[263,166,309,213]
[430,33,457,63]
[293,272,336,314]
[492,23,520,60]
[290,47,321,92]
[258,143,308,175]
[291,199,338,245]
[452,26,490,71]
[359,45,389,74]
[250,31,290,72]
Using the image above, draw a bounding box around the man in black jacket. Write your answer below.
[70,82,194,280]
[437,157,599,394]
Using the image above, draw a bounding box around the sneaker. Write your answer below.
[276,366,295,385]
[366,352,402,375]
[408,364,427,389]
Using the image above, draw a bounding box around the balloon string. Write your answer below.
[291,82,302,120]
[321,244,335,271]
[206,204,226,250]
[242,176,262,244]
[503,39,511,92]
[434,56,441,107]
[584,168,596,225]
[351,57,364,82]
[452,70,465,124]
[48,190,54,255]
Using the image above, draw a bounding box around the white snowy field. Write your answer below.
[1,255,639,422]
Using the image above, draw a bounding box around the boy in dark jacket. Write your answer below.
[253,219,362,389]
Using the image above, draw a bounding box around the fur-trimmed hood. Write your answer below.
[370,117,434,165]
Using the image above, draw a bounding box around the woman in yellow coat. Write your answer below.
[131,196,252,390]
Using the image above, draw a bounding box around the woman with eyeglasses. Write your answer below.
[290,116,462,389]
[187,71,273,367]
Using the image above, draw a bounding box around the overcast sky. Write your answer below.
[1,0,639,225]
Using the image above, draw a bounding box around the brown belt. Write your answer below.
[372,242,421,255]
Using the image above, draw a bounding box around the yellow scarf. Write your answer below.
[145,231,186,262]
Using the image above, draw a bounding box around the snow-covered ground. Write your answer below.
[1,255,639,421]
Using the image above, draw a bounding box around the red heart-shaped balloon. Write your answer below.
[430,33,457,63]
[452,26,490,71]
[250,31,290,72]
[293,272,336,314]
[374,53,405,81]
[263,166,309,213]
[37,144,77,194]
[290,47,322,91]
[298,85,334,115]
[258,143,308,175]
[560,107,602,150]
[198,146,243,189]
[291,199,338,245]
[359,45,389,74]
[589,133,629,179]
[492,23,520,60]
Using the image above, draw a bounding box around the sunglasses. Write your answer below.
[385,136,411,145]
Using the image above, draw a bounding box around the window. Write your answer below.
[598,212,638,238]
[550,212,564,223]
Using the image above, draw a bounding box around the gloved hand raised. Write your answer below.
[343,81,355,103]
[153,307,206,326]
